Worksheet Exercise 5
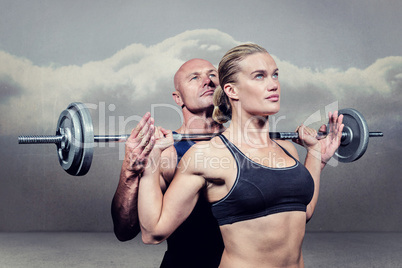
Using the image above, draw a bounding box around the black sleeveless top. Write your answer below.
[211,134,315,226]
[160,135,224,268]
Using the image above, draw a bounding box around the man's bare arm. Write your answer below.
[111,168,141,241]
[111,113,154,241]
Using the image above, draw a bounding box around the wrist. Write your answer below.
[306,144,322,162]
[306,143,321,152]
[121,165,142,183]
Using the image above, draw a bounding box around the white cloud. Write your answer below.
[0,29,238,135]
[0,29,400,136]
[276,55,402,97]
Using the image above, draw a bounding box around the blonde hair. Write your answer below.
[212,43,268,123]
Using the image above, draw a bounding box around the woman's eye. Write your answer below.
[256,74,264,79]
[272,73,279,79]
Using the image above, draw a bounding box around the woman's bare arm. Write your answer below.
[138,141,206,244]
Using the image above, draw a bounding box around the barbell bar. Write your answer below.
[18,102,383,176]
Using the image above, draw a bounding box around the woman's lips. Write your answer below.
[266,94,279,101]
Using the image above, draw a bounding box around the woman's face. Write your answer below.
[233,52,280,117]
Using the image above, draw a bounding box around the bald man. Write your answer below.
[111,59,224,268]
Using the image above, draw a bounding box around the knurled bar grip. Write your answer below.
[18,135,63,144]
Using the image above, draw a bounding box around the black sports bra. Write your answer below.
[211,134,315,226]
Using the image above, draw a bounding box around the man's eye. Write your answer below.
[272,73,279,79]
[209,74,216,78]
[191,76,198,80]
[256,74,264,79]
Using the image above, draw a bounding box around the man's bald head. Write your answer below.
[171,58,219,112]
[174,59,216,93]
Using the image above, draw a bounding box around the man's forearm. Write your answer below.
[111,169,141,241]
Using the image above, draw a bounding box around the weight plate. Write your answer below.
[335,108,369,162]
[56,108,83,175]
[67,102,94,176]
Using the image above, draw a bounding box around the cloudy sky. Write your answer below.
[0,0,401,232]
[1,0,401,137]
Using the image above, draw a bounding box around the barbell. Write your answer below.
[18,102,383,176]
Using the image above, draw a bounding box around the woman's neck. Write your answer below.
[226,111,272,148]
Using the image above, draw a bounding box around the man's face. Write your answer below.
[174,59,219,113]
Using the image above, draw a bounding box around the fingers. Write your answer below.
[336,112,344,137]
[318,124,327,133]
[294,124,319,149]
[127,141,155,174]
[329,111,344,128]
[127,123,155,168]
[303,125,318,139]
[126,114,155,151]
[124,114,155,174]
[130,112,152,140]
[123,114,175,175]
[334,111,344,141]
[138,124,155,149]
[153,127,174,150]
[327,111,344,141]
[158,127,172,137]
[154,126,164,139]
[319,111,346,163]
[136,135,156,165]
[296,124,317,138]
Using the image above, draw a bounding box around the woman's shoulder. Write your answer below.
[178,135,231,171]
[273,139,299,160]
[184,135,226,154]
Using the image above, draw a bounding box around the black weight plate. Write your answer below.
[335,108,369,162]
[67,102,94,176]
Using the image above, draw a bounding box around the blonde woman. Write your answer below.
[138,44,344,267]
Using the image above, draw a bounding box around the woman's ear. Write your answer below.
[172,91,184,107]
[223,83,239,100]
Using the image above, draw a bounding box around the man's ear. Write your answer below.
[172,91,184,107]
[223,83,239,100]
